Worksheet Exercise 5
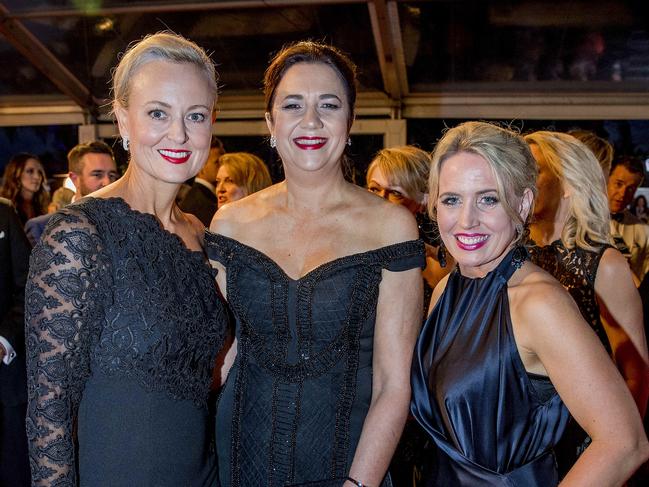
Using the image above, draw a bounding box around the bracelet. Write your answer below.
[345,477,368,487]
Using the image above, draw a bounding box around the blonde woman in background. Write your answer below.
[525,130,649,476]
[215,151,272,208]
[367,146,453,310]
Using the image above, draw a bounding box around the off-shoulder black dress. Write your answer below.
[206,233,425,487]
[25,198,227,486]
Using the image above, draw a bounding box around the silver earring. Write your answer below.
[122,136,129,151]
[270,135,276,148]
[346,137,352,146]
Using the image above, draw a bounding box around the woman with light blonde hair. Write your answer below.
[215,152,272,208]
[525,130,649,477]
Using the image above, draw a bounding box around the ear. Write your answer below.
[114,103,130,140]
[265,112,274,136]
[420,192,429,208]
[562,183,573,199]
[519,188,534,221]
[68,171,79,188]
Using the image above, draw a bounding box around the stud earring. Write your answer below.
[122,136,129,151]
[270,135,277,148]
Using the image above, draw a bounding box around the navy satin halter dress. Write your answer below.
[411,247,569,486]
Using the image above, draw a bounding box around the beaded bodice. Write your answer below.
[25,197,226,486]
[207,232,425,487]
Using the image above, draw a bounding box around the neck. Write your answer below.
[282,163,348,214]
[20,188,34,201]
[100,165,180,227]
[530,199,570,246]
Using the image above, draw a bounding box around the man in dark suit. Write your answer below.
[0,197,31,486]
[178,137,224,226]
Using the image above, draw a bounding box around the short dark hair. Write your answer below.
[611,155,645,181]
[68,140,115,174]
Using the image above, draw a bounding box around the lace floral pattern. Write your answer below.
[26,198,226,486]
[529,240,612,354]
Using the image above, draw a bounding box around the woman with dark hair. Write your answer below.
[632,194,649,223]
[207,41,424,487]
[0,153,49,225]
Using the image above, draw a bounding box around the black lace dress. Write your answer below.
[529,239,612,477]
[25,198,227,487]
[206,233,425,487]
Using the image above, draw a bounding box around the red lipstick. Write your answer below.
[158,149,191,164]
[455,233,489,251]
[293,137,327,150]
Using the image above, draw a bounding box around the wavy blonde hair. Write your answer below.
[219,152,272,195]
[366,145,431,201]
[428,121,537,245]
[524,131,611,251]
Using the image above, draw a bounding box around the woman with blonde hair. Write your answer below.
[525,130,648,475]
[367,146,452,309]
[411,121,648,485]
[215,152,272,208]
[0,153,49,224]
[25,32,227,486]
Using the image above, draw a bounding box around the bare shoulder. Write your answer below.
[597,246,633,281]
[210,183,281,238]
[348,184,419,245]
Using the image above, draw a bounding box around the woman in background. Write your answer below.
[0,153,49,224]
[25,32,226,486]
[367,145,453,309]
[632,195,649,223]
[216,151,272,208]
[525,130,649,476]
[411,121,648,486]
[208,41,424,487]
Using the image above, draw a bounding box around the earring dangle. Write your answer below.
[122,136,129,151]
[269,135,277,148]
[347,137,352,146]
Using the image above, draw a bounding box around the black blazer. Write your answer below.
[178,181,217,227]
[0,198,31,406]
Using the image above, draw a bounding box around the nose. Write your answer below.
[168,117,188,144]
[458,202,478,229]
[99,174,111,188]
[301,105,323,129]
[216,181,225,194]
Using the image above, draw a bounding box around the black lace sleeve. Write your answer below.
[25,208,111,486]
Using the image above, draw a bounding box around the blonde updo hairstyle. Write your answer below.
[428,121,538,245]
[366,146,431,203]
[524,131,611,251]
[219,152,272,195]
[112,31,218,113]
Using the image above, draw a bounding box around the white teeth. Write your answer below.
[159,149,190,157]
[297,138,325,145]
[457,235,488,245]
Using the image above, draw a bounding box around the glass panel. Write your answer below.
[402,0,649,92]
[8,3,381,102]
[0,37,64,95]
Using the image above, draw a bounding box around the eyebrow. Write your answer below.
[439,189,499,196]
[144,101,210,110]
[280,94,342,101]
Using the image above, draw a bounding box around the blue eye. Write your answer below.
[187,112,206,123]
[440,196,460,207]
[478,195,499,209]
[149,109,166,120]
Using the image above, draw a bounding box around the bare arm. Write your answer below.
[346,265,423,487]
[595,249,649,415]
[513,276,649,487]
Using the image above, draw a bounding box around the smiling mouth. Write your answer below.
[158,149,191,164]
[293,137,327,150]
[455,234,489,250]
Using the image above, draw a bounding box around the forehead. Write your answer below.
[439,152,496,190]
[80,152,116,171]
[275,62,346,99]
[611,164,643,185]
[23,158,42,170]
[129,60,214,105]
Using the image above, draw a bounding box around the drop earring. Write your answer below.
[270,135,277,148]
[122,136,129,151]
[346,137,352,146]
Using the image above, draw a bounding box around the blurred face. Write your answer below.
[608,164,643,214]
[19,158,44,197]
[530,144,563,220]
[115,60,214,185]
[216,164,247,208]
[367,166,423,214]
[266,62,350,175]
[72,153,118,196]
[437,152,528,278]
